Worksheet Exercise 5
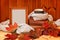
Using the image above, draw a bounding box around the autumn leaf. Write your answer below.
[6,22,18,32]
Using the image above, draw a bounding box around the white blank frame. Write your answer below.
[12,9,26,25]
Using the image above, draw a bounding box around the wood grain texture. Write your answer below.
[41,0,57,20]
[9,0,17,8]
[0,0,1,22]
[1,0,9,21]
[48,0,57,20]
[56,0,60,20]
[28,0,36,14]
[0,0,60,23]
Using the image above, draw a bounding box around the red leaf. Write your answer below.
[6,22,18,32]
[5,34,18,40]
[42,21,50,28]
[24,34,30,40]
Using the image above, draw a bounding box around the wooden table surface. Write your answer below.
[0,26,60,40]
[0,31,18,40]
[0,30,60,40]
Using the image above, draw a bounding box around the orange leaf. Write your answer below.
[6,22,18,32]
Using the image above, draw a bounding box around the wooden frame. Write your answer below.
[9,7,28,24]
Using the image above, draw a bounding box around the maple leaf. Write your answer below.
[42,21,50,29]
[6,22,18,32]
[5,33,18,40]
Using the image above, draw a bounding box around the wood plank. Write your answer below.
[28,0,36,14]
[0,0,1,22]
[9,0,17,8]
[1,0,9,21]
[17,0,25,8]
[36,0,41,8]
[41,0,49,12]
[56,0,60,19]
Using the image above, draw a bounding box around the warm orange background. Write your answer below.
[0,0,60,23]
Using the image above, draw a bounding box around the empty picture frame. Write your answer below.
[12,9,26,25]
